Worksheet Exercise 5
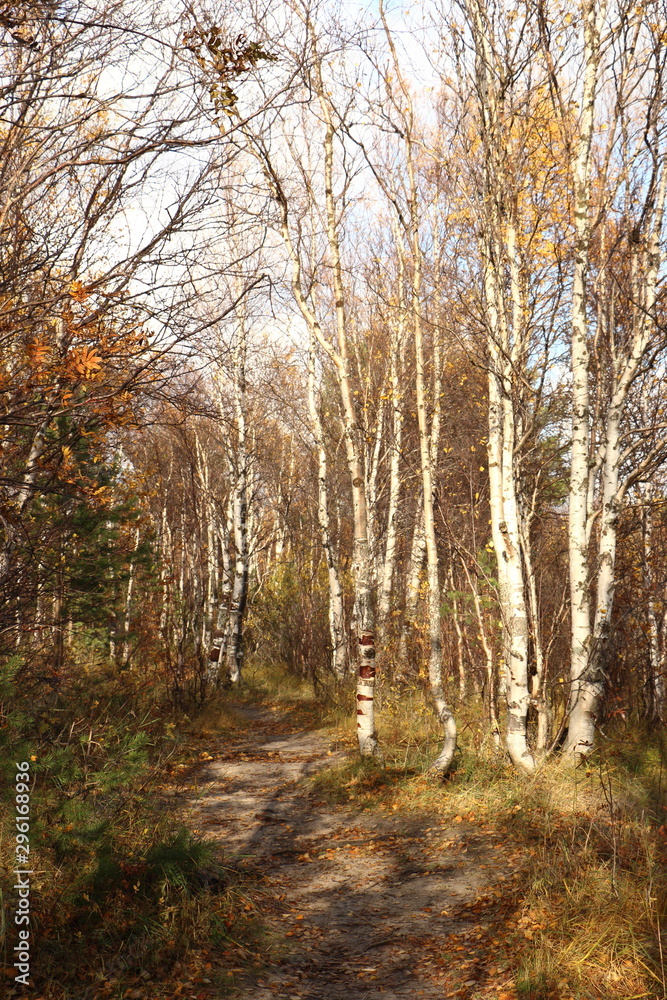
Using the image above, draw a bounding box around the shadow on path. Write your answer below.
[186,706,521,1000]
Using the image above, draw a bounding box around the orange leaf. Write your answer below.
[69,280,91,302]
[28,341,50,365]
[70,346,102,376]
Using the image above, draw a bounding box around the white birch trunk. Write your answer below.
[447,564,467,701]
[226,325,250,686]
[376,246,405,646]
[365,393,385,594]
[226,483,248,686]
[195,435,218,656]
[208,508,233,686]
[274,471,286,564]
[416,283,456,774]
[658,595,667,724]
[257,57,381,756]
[121,527,140,665]
[565,0,608,756]
[485,264,534,772]
[321,151,379,755]
[519,512,548,754]
[159,504,171,636]
[398,498,426,671]
[307,330,348,680]
[463,0,534,770]
[387,16,456,772]
[500,349,533,768]
[642,502,665,720]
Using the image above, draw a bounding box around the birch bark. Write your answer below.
[463,0,535,770]
[518,488,548,754]
[226,323,250,686]
[317,88,379,756]
[564,0,609,755]
[376,233,406,649]
[642,499,666,721]
[399,499,426,673]
[248,41,380,755]
[307,329,348,680]
[209,501,233,685]
[381,2,456,771]
[121,527,140,665]
[447,563,467,702]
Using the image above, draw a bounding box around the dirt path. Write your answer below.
[186,706,523,1000]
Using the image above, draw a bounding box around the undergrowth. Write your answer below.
[0,652,271,998]
[5,649,667,1000]
[311,680,667,999]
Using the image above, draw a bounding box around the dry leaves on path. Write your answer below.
[179,703,534,1000]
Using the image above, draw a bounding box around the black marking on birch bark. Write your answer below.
[209,647,220,662]
[357,693,373,701]
[359,665,375,679]
[359,634,374,645]
[357,708,365,715]
[352,477,363,487]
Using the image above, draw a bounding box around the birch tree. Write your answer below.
[374,247,406,651]
[223,321,251,685]
[236,11,382,754]
[640,486,667,721]
[373,3,457,772]
[448,0,538,770]
[537,0,667,754]
[307,329,348,680]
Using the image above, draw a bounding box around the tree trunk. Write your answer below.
[121,527,140,665]
[250,30,381,755]
[307,329,348,680]
[461,556,501,746]
[226,324,250,686]
[463,0,535,770]
[642,501,665,721]
[209,508,233,686]
[377,239,405,649]
[519,511,548,754]
[398,498,426,673]
[448,569,467,702]
[564,0,608,757]
[388,13,456,771]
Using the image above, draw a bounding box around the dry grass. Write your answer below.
[0,655,276,999]
[310,678,667,999]
[7,651,665,999]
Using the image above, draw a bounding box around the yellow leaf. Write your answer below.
[69,280,91,302]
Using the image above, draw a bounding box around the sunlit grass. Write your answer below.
[14,652,663,998]
[307,676,667,999]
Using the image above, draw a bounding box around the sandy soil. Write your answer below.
[186,706,522,1000]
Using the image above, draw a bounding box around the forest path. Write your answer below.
[186,702,524,1000]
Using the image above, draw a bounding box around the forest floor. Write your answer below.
[181,700,539,1000]
[3,668,663,999]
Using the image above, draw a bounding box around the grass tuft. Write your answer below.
[311,679,667,999]
[0,652,274,997]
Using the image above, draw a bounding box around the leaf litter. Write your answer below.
[181,704,535,1000]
